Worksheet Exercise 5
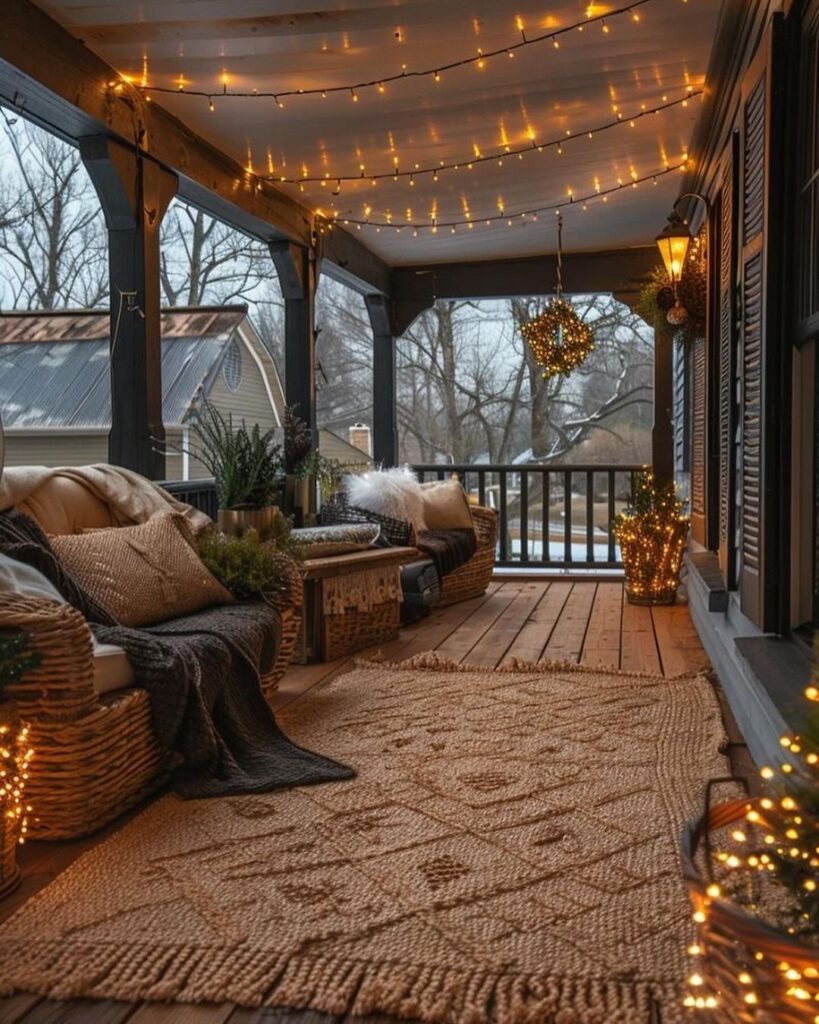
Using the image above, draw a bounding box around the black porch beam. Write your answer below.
[365,295,398,467]
[81,136,176,479]
[270,240,318,452]
[390,247,657,332]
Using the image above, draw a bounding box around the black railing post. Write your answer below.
[542,470,551,565]
[586,471,595,564]
[563,470,573,563]
[607,469,617,564]
[520,471,529,563]
[499,470,509,562]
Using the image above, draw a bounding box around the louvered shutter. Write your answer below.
[718,135,739,581]
[736,18,784,628]
[690,331,707,542]
[672,338,689,475]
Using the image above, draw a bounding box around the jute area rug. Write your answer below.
[0,656,727,1024]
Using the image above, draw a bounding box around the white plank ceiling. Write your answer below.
[35,0,723,265]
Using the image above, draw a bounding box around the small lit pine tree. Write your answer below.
[0,631,40,697]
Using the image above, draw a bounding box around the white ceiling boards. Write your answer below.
[35,0,722,265]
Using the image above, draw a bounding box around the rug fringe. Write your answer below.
[0,942,685,1023]
[355,649,708,684]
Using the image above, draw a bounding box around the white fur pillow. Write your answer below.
[345,467,427,533]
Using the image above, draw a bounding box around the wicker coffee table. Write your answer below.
[299,547,417,662]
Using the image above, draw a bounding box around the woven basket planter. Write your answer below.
[617,517,688,605]
[681,795,819,1022]
[437,505,498,607]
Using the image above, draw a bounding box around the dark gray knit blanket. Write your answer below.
[0,511,353,797]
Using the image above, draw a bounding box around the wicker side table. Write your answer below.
[299,547,418,662]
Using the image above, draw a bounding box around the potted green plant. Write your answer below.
[612,471,689,605]
[177,401,285,536]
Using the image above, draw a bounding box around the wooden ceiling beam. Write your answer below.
[0,0,391,293]
[390,247,658,333]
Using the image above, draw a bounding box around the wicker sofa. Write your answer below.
[0,477,302,840]
[322,491,498,607]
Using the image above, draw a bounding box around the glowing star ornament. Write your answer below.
[520,214,594,380]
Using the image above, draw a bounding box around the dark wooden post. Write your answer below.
[270,241,317,440]
[652,312,675,486]
[365,294,398,467]
[81,137,176,479]
[270,241,318,518]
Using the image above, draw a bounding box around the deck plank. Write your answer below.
[620,599,662,675]
[541,583,596,662]
[433,587,519,663]
[499,580,573,665]
[463,582,547,669]
[19,1000,136,1023]
[651,602,710,678]
[0,996,42,1024]
[127,1004,234,1024]
[579,582,624,670]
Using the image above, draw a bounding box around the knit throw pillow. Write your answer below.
[345,467,427,533]
[50,513,233,627]
[420,479,474,531]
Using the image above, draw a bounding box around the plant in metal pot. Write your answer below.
[174,401,284,534]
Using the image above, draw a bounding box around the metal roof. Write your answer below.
[0,307,247,429]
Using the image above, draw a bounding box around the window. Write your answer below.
[222,339,243,392]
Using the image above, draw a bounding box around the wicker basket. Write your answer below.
[322,600,400,661]
[437,505,498,607]
[321,492,413,546]
[681,795,819,1022]
[259,604,301,700]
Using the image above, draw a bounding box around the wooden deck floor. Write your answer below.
[0,579,747,1024]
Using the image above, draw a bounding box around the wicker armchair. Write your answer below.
[436,504,498,606]
[321,492,498,607]
[0,575,303,840]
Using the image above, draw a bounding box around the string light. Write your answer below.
[0,721,34,852]
[131,0,659,106]
[612,473,689,604]
[279,90,700,187]
[683,680,819,1019]
[327,160,688,231]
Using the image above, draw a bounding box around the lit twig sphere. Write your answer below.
[520,298,595,380]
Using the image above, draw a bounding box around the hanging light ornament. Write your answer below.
[520,213,594,379]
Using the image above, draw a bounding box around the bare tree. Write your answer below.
[0,113,108,310]
[395,295,653,466]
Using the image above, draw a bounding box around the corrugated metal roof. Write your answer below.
[0,308,247,428]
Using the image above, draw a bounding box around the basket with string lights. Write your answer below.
[680,671,819,1021]
[520,213,595,380]
[0,632,39,899]
[611,471,690,605]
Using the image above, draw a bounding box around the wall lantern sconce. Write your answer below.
[655,192,709,294]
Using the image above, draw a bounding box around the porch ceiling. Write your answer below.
[34,0,722,267]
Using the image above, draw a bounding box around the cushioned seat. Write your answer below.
[92,642,135,695]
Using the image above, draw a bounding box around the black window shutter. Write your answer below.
[718,134,739,583]
[737,16,785,629]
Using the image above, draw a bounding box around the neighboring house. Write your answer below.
[318,429,374,470]
[0,306,284,480]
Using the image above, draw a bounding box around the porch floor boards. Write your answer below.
[1,580,738,1024]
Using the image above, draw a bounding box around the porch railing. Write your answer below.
[413,464,644,570]
[162,463,643,571]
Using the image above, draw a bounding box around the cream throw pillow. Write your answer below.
[420,480,474,531]
[50,513,233,627]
